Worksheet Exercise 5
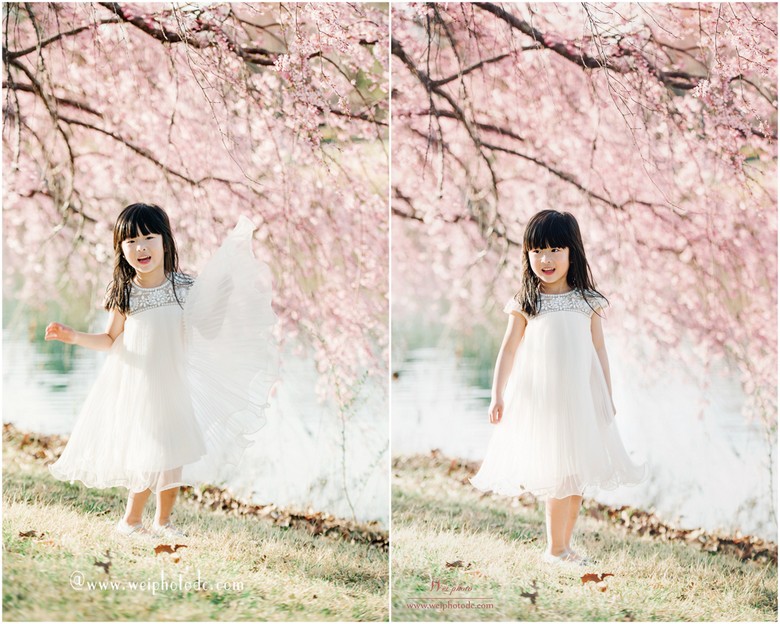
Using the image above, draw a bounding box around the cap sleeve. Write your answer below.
[173,272,196,287]
[585,290,608,313]
[503,296,525,317]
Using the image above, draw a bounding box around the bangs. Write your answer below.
[523,212,573,250]
[115,205,165,242]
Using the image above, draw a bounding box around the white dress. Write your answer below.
[470,289,646,500]
[49,216,278,493]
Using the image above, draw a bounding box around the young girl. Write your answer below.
[45,203,278,539]
[470,209,646,565]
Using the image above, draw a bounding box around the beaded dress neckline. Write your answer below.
[128,273,193,316]
[504,289,607,319]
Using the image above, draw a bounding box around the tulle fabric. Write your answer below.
[180,215,278,485]
[49,216,278,493]
[470,304,647,500]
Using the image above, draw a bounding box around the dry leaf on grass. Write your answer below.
[445,560,472,569]
[581,572,614,592]
[94,549,111,575]
[19,530,42,538]
[154,544,188,555]
[520,579,539,605]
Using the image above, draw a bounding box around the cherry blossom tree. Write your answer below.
[392,2,777,431]
[3,2,389,409]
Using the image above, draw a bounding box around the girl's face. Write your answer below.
[528,246,570,292]
[121,233,165,276]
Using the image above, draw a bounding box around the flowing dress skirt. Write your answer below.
[470,310,646,499]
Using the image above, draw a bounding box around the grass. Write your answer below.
[2,433,389,621]
[391,455,778,622]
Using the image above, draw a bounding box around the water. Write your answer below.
[392,342,777,542]
[2,320,389,526]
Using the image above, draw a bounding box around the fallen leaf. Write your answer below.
[19,530,41,538]
[521,579,539,605]
[582,572,614,592]
[445,560,471,569]
[581,573,614,584]
[154,543,188,555]
[94,549,111,575]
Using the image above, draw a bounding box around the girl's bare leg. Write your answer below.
[545,496,570,556]
[564,494,583,551]
[155,487,179,526]
[123,489,152,525]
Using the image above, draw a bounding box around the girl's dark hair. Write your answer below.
[516,209,607,317]
[104,203,185,313]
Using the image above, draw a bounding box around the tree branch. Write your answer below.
[430,50,536,87]
[4,80,103,117]
[392,37,499,195]
[474,2,704,91]
[60,115,254,189]
[474,2,621,70]
[3,17,122,59]
[411,107,525,142]
[392,195,471,225]
[99,3,382,126]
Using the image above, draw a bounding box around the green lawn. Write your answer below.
[392,454,777,622]
[2,426,388,621]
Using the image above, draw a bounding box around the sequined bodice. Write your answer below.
[128,273,194,316]
[505,289,607,319]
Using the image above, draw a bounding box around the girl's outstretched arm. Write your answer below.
[45,308,125,351]
[591,311,616,413]
[489,313,527,424]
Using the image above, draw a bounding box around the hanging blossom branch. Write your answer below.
[392,37,499,197]
[98,2,279,64]
[4,3,385,131]
[473,2,705,91]
[393,2,775,214]
[394,44,662,215]
[3,1,388,191]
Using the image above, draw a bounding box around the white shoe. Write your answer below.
[542,549,586,566]
[115,519,151,537]
[566,548,596,565]
[151,521,188,539]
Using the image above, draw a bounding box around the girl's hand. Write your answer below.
[488,398,504,424]
[45,322,76,344]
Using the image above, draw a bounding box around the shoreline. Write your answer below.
[3,422,388,552]
[394,450,777,565]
